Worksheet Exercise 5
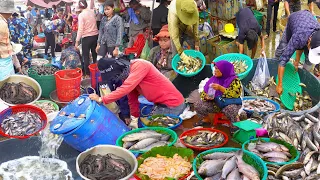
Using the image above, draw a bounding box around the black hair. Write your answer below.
[246,29,258,50]
[129,0,140,6]
[79,0,88,9]
[104,1,114,8]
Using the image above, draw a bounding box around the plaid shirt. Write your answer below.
[0,15,13,58]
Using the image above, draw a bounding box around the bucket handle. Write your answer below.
[141,105,152,117]
[27,68,39,77]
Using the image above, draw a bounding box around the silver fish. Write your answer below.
[221,156,237,179]
[226,168,241,180]
[198,160,226,177]
[129,138,159,150]
[202,152,235,160]
[204,172,222,180]
[122,132,162,141]
[236,152,260,180]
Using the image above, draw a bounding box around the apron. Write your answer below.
[99,82,120,116]
[0,56,14,81]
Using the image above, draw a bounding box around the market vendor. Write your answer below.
[89,59,185,122]
[148,25,178,81]
[275,10,320,95]
[60,38,81,69]
[235,7,265,59]
[168,0,200,62]
[284,0,301,16]
[188,61,244,133]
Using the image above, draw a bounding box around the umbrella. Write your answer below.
[26,0,75,8]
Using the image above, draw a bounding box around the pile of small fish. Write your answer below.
[231,60,248,74]
[291,90,313,111]
[31,65,59,75]
[181,130,225,147]
[138,154,191,179]
[1,111,43,136]
[79,153,132,180]
[197,151,261,180]
[34,101,58,114]
[177,56,202,73]
[121,130,171,151]
[262,112,320,179]
[243,99,276,113]
[0,82,38,104]
[246,141,292,163]
[146,116,180,128]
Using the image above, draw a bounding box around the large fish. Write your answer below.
[202,152,234,160]
[236,152,260,180]
[198,160,226,177]
[122,132,162,142]
[129,138,159,150]
[221,156,237,179]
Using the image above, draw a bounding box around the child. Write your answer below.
[60,38,81,69]
[147,25,177,81]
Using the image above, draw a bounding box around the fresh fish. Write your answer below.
[236,152,260,180]
[267,157,288,163]
[221,156,237,179]
[243,99,276,113]
[129,138,159,150]
[282,168,303,178]
[31,65,59,75]
[198,160,226,177]
[34,101,58,114]
[263,152,289,161]
[255,142,282,152]
[275,162,304,177]
[182,131,225,147]
[231,60,248,74]
[204,172,222,180]
[146,116,180,128]
[160,134,171,141]
[202,152,234,160]
[226,168,241,180]
[177,56,202,74]
[122,132,162,141]
[305,157,313,175]
[123,141,137,149]
[0,82,38,104]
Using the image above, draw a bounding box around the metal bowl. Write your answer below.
[0,75,42,106]
[49,90,69,107]
[76,145,138,180]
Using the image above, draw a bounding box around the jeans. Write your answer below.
[152,103,186,116]
[107,79,130,119]
[266,1,279,35]
[82,35,98,75]
[45,32,55,57]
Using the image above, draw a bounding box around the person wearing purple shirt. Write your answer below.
[266,0,280,37]
[275,10,320,95]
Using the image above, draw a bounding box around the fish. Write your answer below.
[121,130,172,151]
[0,82,38,105]
[243,99,276,113]
[34,101,58,114]
[197,151,260,180]
[231,60,248,74]
[263,152,290,161]
[79,153,132,180]
[145,116,180,128]
[204,172,222,180]
[181,131,225,147]
[177,55,202,74]
[31,65,59,75]
[1,111,43,136]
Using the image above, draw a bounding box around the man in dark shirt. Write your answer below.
[275,10,320,95]
[236,7,265,59]
[266,0,280,37]
[284,0,301,16]
[152,0,170,47]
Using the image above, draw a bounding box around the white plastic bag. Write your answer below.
[251,53,270,90]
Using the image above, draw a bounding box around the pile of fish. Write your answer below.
[177,56,202,73]
[246,140,292,163]
[34,101,58,114]
[197,151,261,180]
[231,60,248,74]
[243,99,276,113]
[0,82,38,104]
[247,77,313,111]
[79,153,132,180]
[138,154,191,179]
[121,130,172,151]
[181,130,225,147]
[1,111,43,136]
[31,65,58,75]
[146,116,180,128]
[262,112,320,179]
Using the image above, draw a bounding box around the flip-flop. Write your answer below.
[193,120,211,127]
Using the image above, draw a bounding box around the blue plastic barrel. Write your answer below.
[50,95,130,152]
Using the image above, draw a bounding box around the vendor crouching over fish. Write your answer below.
[188,60,244,133]
[148,25,177,81]
[89,58,186,128]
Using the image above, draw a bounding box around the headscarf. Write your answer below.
[204,60,237,97]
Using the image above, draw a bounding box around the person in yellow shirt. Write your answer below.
[168,0,200,62]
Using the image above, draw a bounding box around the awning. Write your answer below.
[26,0,75,8]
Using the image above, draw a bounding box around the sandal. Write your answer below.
[193,120,211,127]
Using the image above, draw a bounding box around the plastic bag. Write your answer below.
[251,53,270,90]
[99,84,120,115]
[140,39,150,60]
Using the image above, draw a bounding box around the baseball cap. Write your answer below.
[309,30,320,64]
[97,58,130,82]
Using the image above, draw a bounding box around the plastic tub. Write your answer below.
[242,138,300,165]
[138,96,154,117]
[0,75,42,106]
[141,114,183,130]
[242,97,281,114]
[179,128,228,151]
[193,147,267,180]
[0,105,47,139]
[212,53,253,80]
[116,127,178,154]
[172,50,206,77]
[54,68,82,102]
[241,58,320,116]
[28,65,57,98]
[76,145,138,180]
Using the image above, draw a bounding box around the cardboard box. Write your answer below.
[207,35,238,60]
[208,0,240,21]
[246,0,265,10]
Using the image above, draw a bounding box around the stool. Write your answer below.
[213,113,231,126]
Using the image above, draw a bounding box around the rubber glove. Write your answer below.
[129,116,139,129]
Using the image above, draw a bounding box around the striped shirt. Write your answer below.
[0,15,13,59]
